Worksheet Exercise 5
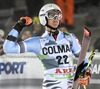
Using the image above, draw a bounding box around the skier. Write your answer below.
[3,3,91,89]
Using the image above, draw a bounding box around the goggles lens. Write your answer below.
[46,10,62,20]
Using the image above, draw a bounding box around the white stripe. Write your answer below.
[87,52,100,58]
[23,41,27,52]
[90,79,100,84]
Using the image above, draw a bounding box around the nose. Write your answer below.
[54,15,59,20]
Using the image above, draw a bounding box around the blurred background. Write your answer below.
[0,0,100,54]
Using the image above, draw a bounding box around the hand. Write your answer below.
[13,16,33,33]
[18,16,33,27]
[78,69,91,86]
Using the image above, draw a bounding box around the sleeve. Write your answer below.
[18,37,41,54]
[3,29,20,53]
[3,28,40,54]
[71,33,81,57]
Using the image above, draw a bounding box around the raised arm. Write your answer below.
[3,16,33,54]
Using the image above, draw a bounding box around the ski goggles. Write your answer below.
[45,10,62,20]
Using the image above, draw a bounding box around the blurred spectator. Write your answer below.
[0,29,5,55]
[32,16,45,36]
[54,0,74,29]
[93,37,100,52]
[18,30,32,42]
[59,23,68,32]
[0,29,5,41]
[0,42,4,55]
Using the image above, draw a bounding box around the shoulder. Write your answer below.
[63,31,72,39]
[63,31,70,35]
[64,31,77,38]
[63,32,73,46]
[64,32,79,41]
[64,32,80,45]
[70,33,78,39]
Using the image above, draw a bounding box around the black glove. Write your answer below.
[13,16,33,33]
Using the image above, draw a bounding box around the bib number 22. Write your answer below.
[56,55,69,65]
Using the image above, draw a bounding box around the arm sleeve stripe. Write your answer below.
[18,42,25,53]
[7,35,17,42]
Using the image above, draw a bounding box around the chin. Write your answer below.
[53,25,59,28]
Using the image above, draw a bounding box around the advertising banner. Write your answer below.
[0,52,100,89]
[0,53,44,79]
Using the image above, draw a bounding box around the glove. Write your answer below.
[78,69,91,86]
[13,16,33,33]
[18,16,33,27]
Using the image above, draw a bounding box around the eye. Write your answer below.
[48,13,55,18]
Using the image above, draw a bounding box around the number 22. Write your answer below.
[56,55,69,65]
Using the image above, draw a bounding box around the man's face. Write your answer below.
[48,17,60,28]
[46,10,62,28]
